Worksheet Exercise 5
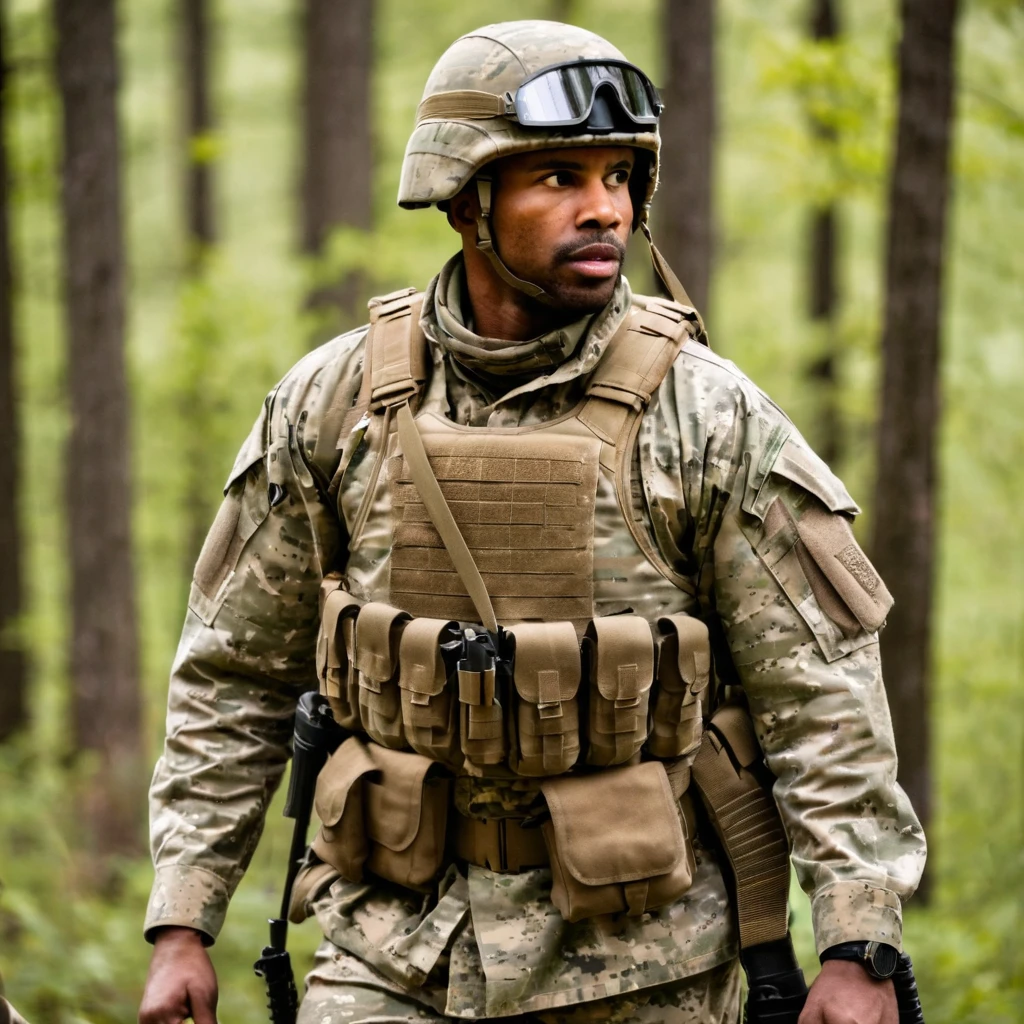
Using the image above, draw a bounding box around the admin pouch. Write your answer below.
[540,761,695,922]
[583,616,655,766]
[310,735,450,890]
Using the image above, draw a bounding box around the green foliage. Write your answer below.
[1,0,1022,1020]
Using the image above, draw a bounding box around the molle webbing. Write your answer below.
[690,704,791,949]
[390,430,601,627]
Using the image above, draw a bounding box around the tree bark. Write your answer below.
[659,0,716,318]
[55,0,142,857]
[301,0,373,334]
[0,2,28,742]
[180,0,215,258]
[806,0,842,467]
[871,0,959,901]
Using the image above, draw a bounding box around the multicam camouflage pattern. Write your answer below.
[398,21,660,218]
[296,940,741,1024]
[146,254,925,1015]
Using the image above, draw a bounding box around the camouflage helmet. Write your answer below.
[398,21,661,227]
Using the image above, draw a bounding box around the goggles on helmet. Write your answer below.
[511,59,662,129]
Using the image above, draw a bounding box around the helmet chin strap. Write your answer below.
[474,177,561,307]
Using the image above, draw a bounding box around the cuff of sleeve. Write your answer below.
[811,881,904,956]
[144,863,233,946]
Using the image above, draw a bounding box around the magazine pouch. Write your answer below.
[316,576,362,730]
[540,761,694,922]
[356,602,411,749]
[647,615,711,761]
[507,621,582,777]
[399,616,462,768]
[584,616,655,766]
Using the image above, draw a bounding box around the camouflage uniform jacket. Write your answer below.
[146,263,926,1017]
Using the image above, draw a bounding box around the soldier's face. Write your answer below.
[490,146,635,312]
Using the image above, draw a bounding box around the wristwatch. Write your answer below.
[819,941,900,980]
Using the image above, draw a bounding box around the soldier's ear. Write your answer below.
[447,185,480,232]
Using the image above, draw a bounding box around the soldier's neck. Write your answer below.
[462,247,578,341]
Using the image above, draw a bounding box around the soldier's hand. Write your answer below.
[798,959,897,1024]
[139,926,218,1024]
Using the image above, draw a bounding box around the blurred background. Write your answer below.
[0,0,1021,1020]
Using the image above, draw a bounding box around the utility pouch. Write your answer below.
[458,652,506,768]
[506,622,581,777]
[356,602,411,749]
[399,616,462,768]
[540,761,694,922]
[364,744,450,890]
[316,576,362,730]
[584,616,655,766]
[310,736,378,883]
[647,615,711,761]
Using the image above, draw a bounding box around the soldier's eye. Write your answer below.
[541,171,574,188]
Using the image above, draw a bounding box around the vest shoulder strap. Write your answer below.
[335,287,428,453]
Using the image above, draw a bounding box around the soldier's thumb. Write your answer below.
[185,981,218,1024]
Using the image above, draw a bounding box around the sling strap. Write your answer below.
[690,702,792,949]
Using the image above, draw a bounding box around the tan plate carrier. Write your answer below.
[309,288,792,949]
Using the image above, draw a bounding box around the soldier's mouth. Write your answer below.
[563,243,623,279]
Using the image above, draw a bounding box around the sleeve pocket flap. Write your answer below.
[399,618,457,700]
[365,745,440,852]
[314,737,378,827]
[541,762,683,886]
[589,616,654,702]
[355,603,410,683]
[509,621,581,705]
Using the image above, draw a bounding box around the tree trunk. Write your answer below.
[55,0,142,857]
[180,0,215,259]
[806,0,842,467]
[301,0,373,335]
[659,0,716,318]
[178,0,217,577]
[871,0,959,902]
[0,3,28,742]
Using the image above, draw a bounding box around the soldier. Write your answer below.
[138,20,925,1024]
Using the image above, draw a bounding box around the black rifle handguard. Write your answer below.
[741,936,809,1023]
[255,692,347,1024]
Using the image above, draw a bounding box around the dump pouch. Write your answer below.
[647,614,711,761]
[399,616,462,767]
[316,576,362,730]
[540,762,694,922]
[356,602,412,749]
[364,745,450,889]
[584,616,655,766]
[507,621,582,777]
[310,736,378,883]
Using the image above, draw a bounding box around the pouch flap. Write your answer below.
[709,704,762,769]
[314,737,378,827]
[398,617,457,699]
[287,860,339,924]
[541,762,683,885]
[365,745,440,852]
[322,589,361,670]
[587,616,654,702]
[658,615,711,695]
[508,621,581,706]
[355,603,410,682]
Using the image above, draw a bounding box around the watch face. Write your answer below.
[867,942,900,979]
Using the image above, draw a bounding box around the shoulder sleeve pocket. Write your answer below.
[189,423,271,626]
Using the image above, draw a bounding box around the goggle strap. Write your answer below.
[641,222,708,343]
[474,178,554,305]
[416,90,509,124]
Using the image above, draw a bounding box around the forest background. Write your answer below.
[0,0,1022,1021]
